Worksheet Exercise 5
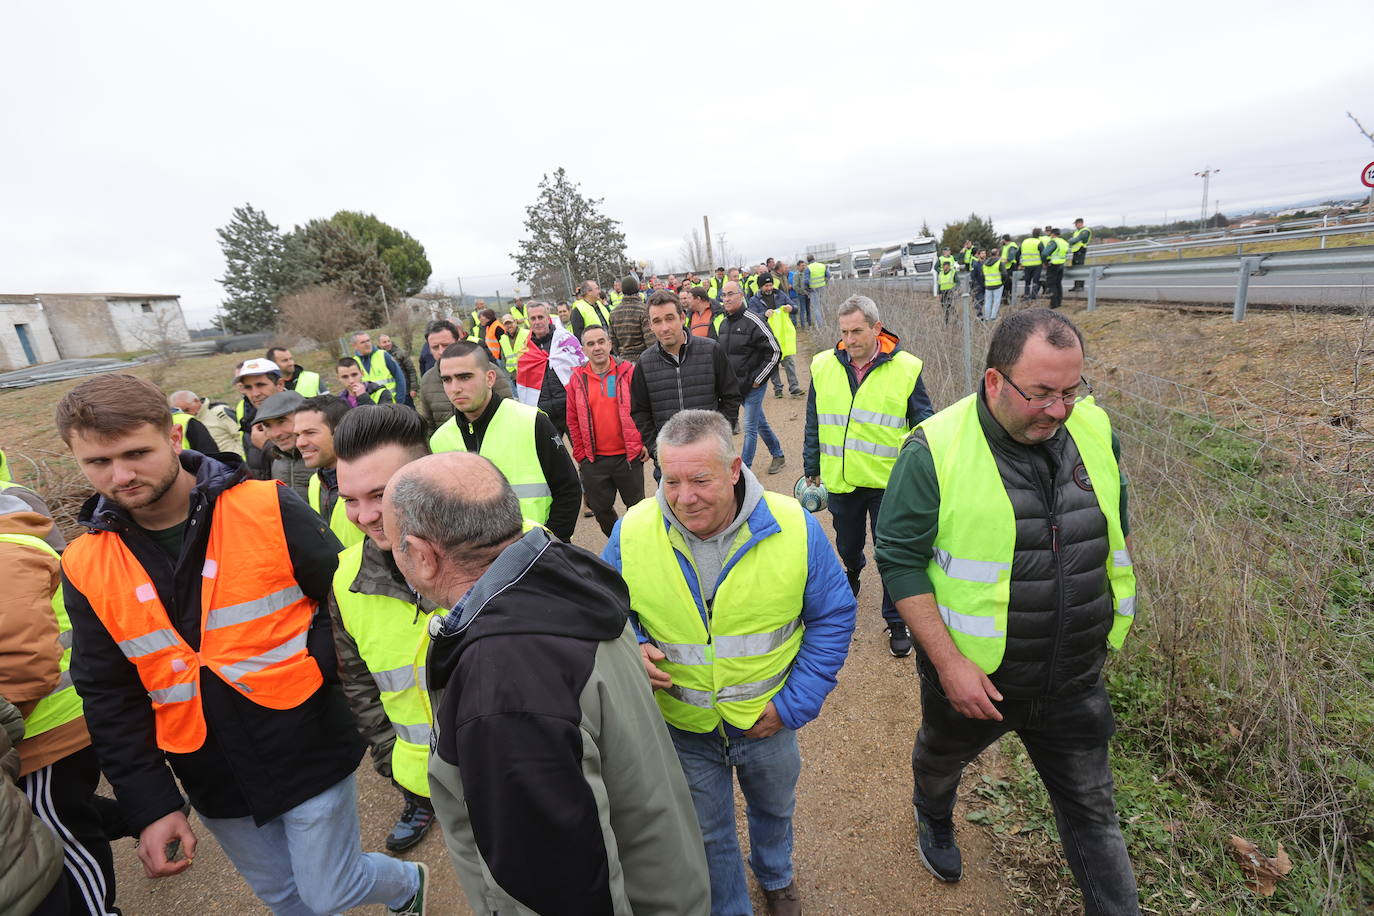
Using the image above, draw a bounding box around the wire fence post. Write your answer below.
[1233,257,1261,322]
[961,275,974,393]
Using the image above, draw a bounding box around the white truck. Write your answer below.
[850,251,875,279]
[876,237,939,278]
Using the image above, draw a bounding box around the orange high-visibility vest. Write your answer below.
[484,322,503,361]
[61,480,322,754]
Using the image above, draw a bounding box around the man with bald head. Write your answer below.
[384,453,710,915]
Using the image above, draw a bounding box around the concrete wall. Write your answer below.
[0,300,61,370]
[39,295,189,358]
[105,298,190,353]
[40,296,121,358]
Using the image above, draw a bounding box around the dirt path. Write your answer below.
[105,338,1014,914]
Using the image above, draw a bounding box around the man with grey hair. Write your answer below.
[804,294,933,658]
[602,410,857,915]
[169,390,244,456]
[162,391,229,457]
[384,452,711,915]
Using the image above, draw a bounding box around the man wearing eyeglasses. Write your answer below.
[875,309,1140,912]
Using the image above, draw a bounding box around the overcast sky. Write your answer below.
[3,0,1371,326]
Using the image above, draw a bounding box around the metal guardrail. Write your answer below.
[1071,246,1374,320]
[852,245,1374,322]
[1086,219,1374,260]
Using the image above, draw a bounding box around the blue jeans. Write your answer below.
[796,292,812,328]
[827,487,901,628]
[808,286,826,326]
[984,285,1004,320]
[669,725,800,916]
[200,773,419,915]
[1023,265,1042,299]
[740,384,783,468]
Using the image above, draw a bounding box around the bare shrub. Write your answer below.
[276,285,360,359]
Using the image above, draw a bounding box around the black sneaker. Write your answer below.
[773,389,783,398]
[390,862,428,914]
[386,800,435,853]
[886,623,913,658]
[915,808,962,882]
[846,568,861,597]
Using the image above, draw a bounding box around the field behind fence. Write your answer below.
[815,280,1374,912]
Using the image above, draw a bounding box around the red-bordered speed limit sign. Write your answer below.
[1363,161,1374,189]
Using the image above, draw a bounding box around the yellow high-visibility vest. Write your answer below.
[918,395,1136,673]
[0,533,84,738]
[429,399,552,524]
[811,348,923,493]
[307,472,365,550]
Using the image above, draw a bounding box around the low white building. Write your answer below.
[0,294,190,368]
[0,296,62,370]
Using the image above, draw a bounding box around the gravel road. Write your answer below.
[104,339,1014,914]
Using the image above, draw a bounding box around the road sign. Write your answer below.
[1363,161,1374,189]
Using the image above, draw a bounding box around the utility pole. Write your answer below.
[703,216,713,269]
[456,276,465,308]
[1194,166,1220,234]
[717,233,728,267]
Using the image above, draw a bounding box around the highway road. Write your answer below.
[1084,268,1373,309]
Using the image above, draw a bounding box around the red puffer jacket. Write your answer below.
[565,360,644,463]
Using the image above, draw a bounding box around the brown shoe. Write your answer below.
[763,881,801,915]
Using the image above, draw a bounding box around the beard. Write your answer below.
[105,456,182,512]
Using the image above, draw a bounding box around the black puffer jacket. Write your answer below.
[630,335,742,457]
[715,306,781,394]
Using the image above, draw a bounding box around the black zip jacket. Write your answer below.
[63,452,361,833]
[452,393,582,542]
[716,306,782,394]
[630,335,742,458]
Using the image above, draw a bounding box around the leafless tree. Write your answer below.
[276,285,361,358]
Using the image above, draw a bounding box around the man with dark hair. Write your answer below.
[1070,218,1092,290]
[416,319,511,433]
[337,358,395,408]
[430,340,581,541]
[385,452,711,915]
[608,276,655,363]
[351,332,408,405]
[266,347,327,397]
[684,286,721,339]
[631,293,741,465]
[327,404,438,857]
[294,395,362,550]
[717,280,785,475]
[56,374,427,915]
[566,323,647,537]
[875,309,1139,910]
[377,335,417,407]
[1045,228,1070,310]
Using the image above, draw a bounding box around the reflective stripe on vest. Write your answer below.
[292,371,322,397]
[1050,237,1070,265]
[810,348,923,494]
[917,394,1137,674]
[609,292,623,307]
[807,262,827,288]
[357,350,396,392]
[333,542,435,796]
[618,492,807,733]
[428,399,553,524]
[506,328,528,373]
[60,480,323,754]
[982,263,1003,288]
[0,533,84,738]
[1019,237,1043,267]
[938,270,956,291]
[307,473,365,551]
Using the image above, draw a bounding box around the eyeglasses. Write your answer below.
[998,371,1092,409]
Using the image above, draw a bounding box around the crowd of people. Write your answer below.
[935,219,1094,321]
[0,243,1148,915]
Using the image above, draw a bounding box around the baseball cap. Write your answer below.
[253,390,306,424]
[760,274,775,285]
[234,358,281,382]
